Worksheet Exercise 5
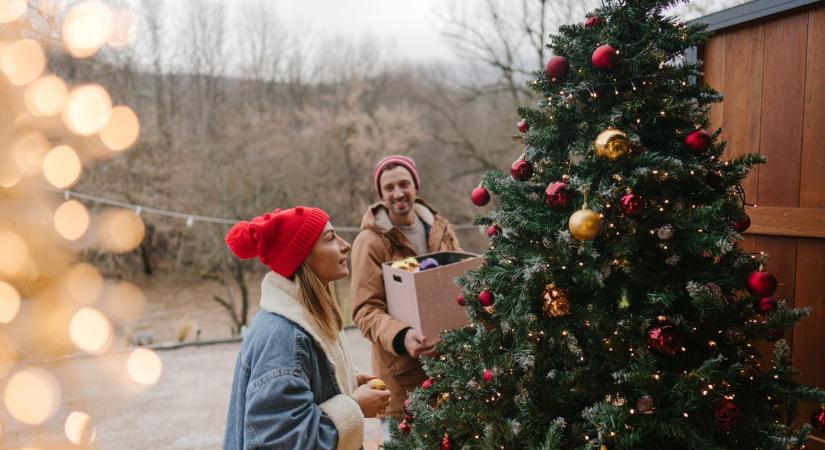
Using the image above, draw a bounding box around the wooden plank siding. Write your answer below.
[700,3,825,446]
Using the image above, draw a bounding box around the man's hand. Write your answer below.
[403,328,436,357]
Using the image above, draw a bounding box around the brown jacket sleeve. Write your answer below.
[350,231,412,356]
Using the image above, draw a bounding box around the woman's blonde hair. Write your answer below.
[292,263,343,341]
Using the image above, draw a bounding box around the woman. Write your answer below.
[223,206,390,449]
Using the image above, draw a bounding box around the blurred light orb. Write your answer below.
[105,281,145,321]
[100,105,140,151]
[62,84,112,136]
[0,230,28,277]
[69,307,113,354]
[4,367,61,425]
[62,1,114,58]
[54,200,90,240]
[99,210,145,253]
[24,75,68,117]
[107,8,136,48]
[43,145,83,188]
[0,164,22,188]
[65,411,96,445]
[0,281,21,323]
[127,348,162,385]
[64,263,104,305]
[12,131,50,176]
[0,39,45,85]
[0,0,26,23]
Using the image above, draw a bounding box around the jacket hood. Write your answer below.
[359,198,437,234]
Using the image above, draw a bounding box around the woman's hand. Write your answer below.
[352,384,391,418]
[356,373,376,386]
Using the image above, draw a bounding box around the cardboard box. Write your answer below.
[382,252,482,339]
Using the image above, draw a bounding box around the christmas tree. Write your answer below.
[384,0,825,448]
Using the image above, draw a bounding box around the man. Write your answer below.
[350,155,462,431]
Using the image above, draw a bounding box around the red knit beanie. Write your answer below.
[373,155,420,197]
[224,206,329,278]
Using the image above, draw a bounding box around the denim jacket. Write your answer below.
[224,273,364,450]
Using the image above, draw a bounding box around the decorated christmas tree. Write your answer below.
[384,0,825,448]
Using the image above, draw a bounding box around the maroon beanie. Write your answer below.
[373,155,420,197]
[224,206,329,278]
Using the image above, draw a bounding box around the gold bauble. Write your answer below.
[569,208,602,240]
[369,378,387,390]
[542,283,571,317]
[594,128,630,160]
[437,392,451,406]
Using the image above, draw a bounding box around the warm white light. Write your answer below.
[0,39,45,85]
[0,281,21,323]
[24,75,68,117]
[0,230,28,277]
[64,263,104,305]
[105,281,145,321]
[43,145,83,188]
[100,105,140,151]
[99,210,145,253]
[69,307,113,354]
[62,1,114,58]
[11,131,50,176]
[62,84,112,136]
[0,0,27,23]
[65,411,96,445]
[127,348,162,385]
[4,368,61,425]
[54,200,90,240]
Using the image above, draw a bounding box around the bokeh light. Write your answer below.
[0,281,21,323]
[104,281,145,321]
[63,263,104,305]
[100,105,140,151]
[69,307,113,354]
[64,411,96,445]
[0,230,28,277]
[62,1,114,58]
[24,75,69,117]
[127,348,162,385]
[62,84,112,136]
[43,145,83,188]
[108,8,136,48]
[54,200,90,240]
[0,0,26,23]
[0,162,22,188]
[4,367,61,425]
[98,209,145,253]
[11,131,50,176]
[0,39,45,86]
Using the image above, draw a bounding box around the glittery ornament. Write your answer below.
[656,224,675,240]
[636,395,655,413]
[440,434,452,450]
[542,283,571,317]
[714,398,741,431]
[646,324,683,356]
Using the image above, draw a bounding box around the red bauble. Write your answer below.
[456,293,467,307]
[399,421,411,435]
[620,193,644,216]
[584,16,601,27]
[517,119,529,133]
[405,413,414,423]
[756,297,777,315]
[684,129,712,155]
[592,44,619,70]
[471,187,491,206]
[486,225,499,238]
[733,215,751,232]
[646,324,683,356]
[403,399,411,414]
[483,369,493,383]
[479,290,494,307]
[441,434,453,450]
[714,399,742,431]
[545,56,569,80]
[511,159,533,181]
[421,378,434,389]
[747,271,778,297]
[811,406,825,431]
[545,181,570,209]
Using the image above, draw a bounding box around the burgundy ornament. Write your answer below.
[479,290,494,307]
[733,215,751,233]
[544,181,570,209]
[755,297,777,316]
[620,193,644,216]
[456,293,467,306]
[421,378,435,389]
[811,406,825,431]
[511,159,534,181]
[584,16,601,27]
[486,225,500,238]
[399,421,411,435]
[405,413,413,423]
[483,369,493,383]
[403,399,411,414]
[747,271,777,297]
[592,44,619,70]
[441,434,453,450]
[517,119,529,133]
[714,399,742,431]
[646,324,683,356]
[684,129,712,155]
[545,56,569,80]
[471,187,491,206]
